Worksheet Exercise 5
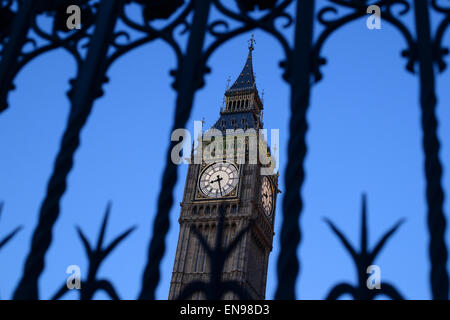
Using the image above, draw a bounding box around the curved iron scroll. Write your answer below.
[312,0,416,81]
[0,0,100,111]
[431,0,450,71]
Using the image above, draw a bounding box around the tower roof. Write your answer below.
[212,36,263,132]
[226,37,256,94]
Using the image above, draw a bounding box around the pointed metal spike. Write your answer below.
[97,201,112,251]
[102,225,137,259]
[369,218,406,263]
[323,217,359,263]
[0,226,22,250]
[76,226,93,258]
[361,193,368,256]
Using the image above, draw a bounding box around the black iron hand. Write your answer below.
[211,175,224,196]
[217,175,223,196]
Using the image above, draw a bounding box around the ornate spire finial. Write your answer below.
[248,34,255,51]
[226,36,257,93]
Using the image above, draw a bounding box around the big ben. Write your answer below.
[169,38,278,300]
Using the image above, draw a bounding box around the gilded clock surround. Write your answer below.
[194,161,242,201]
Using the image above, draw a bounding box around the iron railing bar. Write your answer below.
[275,0,315,300]
[413,0,449,300]
[12,0,122,300]
[138,0,213,300]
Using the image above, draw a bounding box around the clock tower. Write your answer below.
[168,39,278,300]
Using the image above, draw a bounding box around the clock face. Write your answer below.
[261,177,274,217]
[199,162,239,198]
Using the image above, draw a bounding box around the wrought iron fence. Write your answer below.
[0,0,448,300]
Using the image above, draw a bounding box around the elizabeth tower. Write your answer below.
[169,40,278,300]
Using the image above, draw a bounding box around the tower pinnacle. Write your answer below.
[226,37,257,94]
[248,34,255,51]
[213,39,263,131]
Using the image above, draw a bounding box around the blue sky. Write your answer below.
[0,1,449,299]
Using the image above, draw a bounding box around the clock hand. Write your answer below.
[210,175,223,185]
[210,175,224,196]
[217,175,223,196]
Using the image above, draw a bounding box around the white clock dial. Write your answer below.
[261,177,273,216]
[199,162,239,198]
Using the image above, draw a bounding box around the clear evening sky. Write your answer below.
[0,1,449,299]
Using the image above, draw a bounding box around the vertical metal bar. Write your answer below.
[13,0,121,300]
[414,0,448,300]
[138,0,212,300]
[275,0,315,300]
[0,0,36,112]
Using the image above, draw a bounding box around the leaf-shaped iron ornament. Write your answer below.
[0,202,21,298]
[176,203,253,300]
[52,202,136,300]
[324,194,405,300]
[312,0,416,82]
[0,202,22,252]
